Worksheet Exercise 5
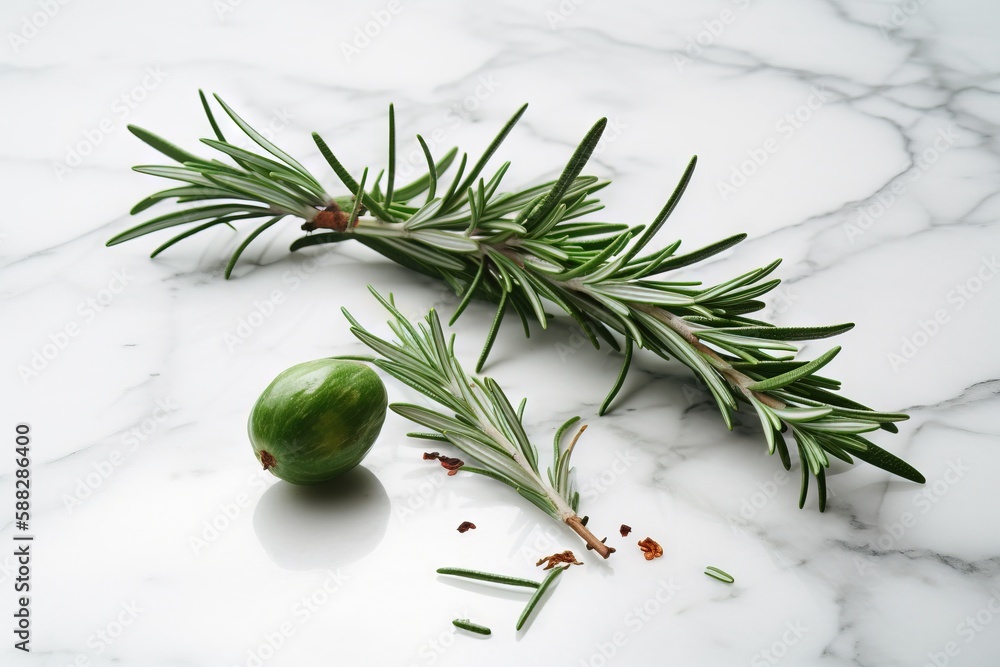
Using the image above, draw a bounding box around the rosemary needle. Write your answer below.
[452,618,492,635]
[516,565,568,631]
[436,567,541,589]
[704,566,735,584]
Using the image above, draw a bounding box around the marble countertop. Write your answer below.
[3,0,999,665]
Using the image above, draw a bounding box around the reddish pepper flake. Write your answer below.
[637,537,663,561]
[536,550,583,570]
[422,451,465,475]
[438,456,464,475]
[457,521,476,533]
[620,524,632,537]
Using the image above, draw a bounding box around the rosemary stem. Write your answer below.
[643,305,787,410]
[565,515,614,559]
[350,218,790,417]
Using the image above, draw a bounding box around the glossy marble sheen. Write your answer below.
[3,0,999,665]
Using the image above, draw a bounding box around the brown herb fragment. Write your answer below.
[438,456,464,475]
[637,537,663,560]
[422,451,465,475]
[535,550,583,570]
[457,521,476,533]
[620,524,632,537]
[301,202,350,232]
[259,450,276,471]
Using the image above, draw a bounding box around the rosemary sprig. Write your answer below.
[345,289,614,558]
[108,93,926,510]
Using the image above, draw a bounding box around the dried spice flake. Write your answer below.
[535,550,583,570]
[422,451,465,475]
[637,537,663,561]
[457,521,476,533]
[620,524,632,537]
[301,202,350,232]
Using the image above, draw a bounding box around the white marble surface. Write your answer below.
[3,0,1000,665]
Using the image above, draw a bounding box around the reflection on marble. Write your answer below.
[253,466,389,570]
[2,0,999,665]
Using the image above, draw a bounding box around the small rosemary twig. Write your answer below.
[347,290,615,558]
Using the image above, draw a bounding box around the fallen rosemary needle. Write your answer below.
[516,565,569,631]
[436,567,541,589]
[452,619,492,636]
[345,290,615,558]
[704,566,735,584]
[109,93,926,510]
[437,566,565,634]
